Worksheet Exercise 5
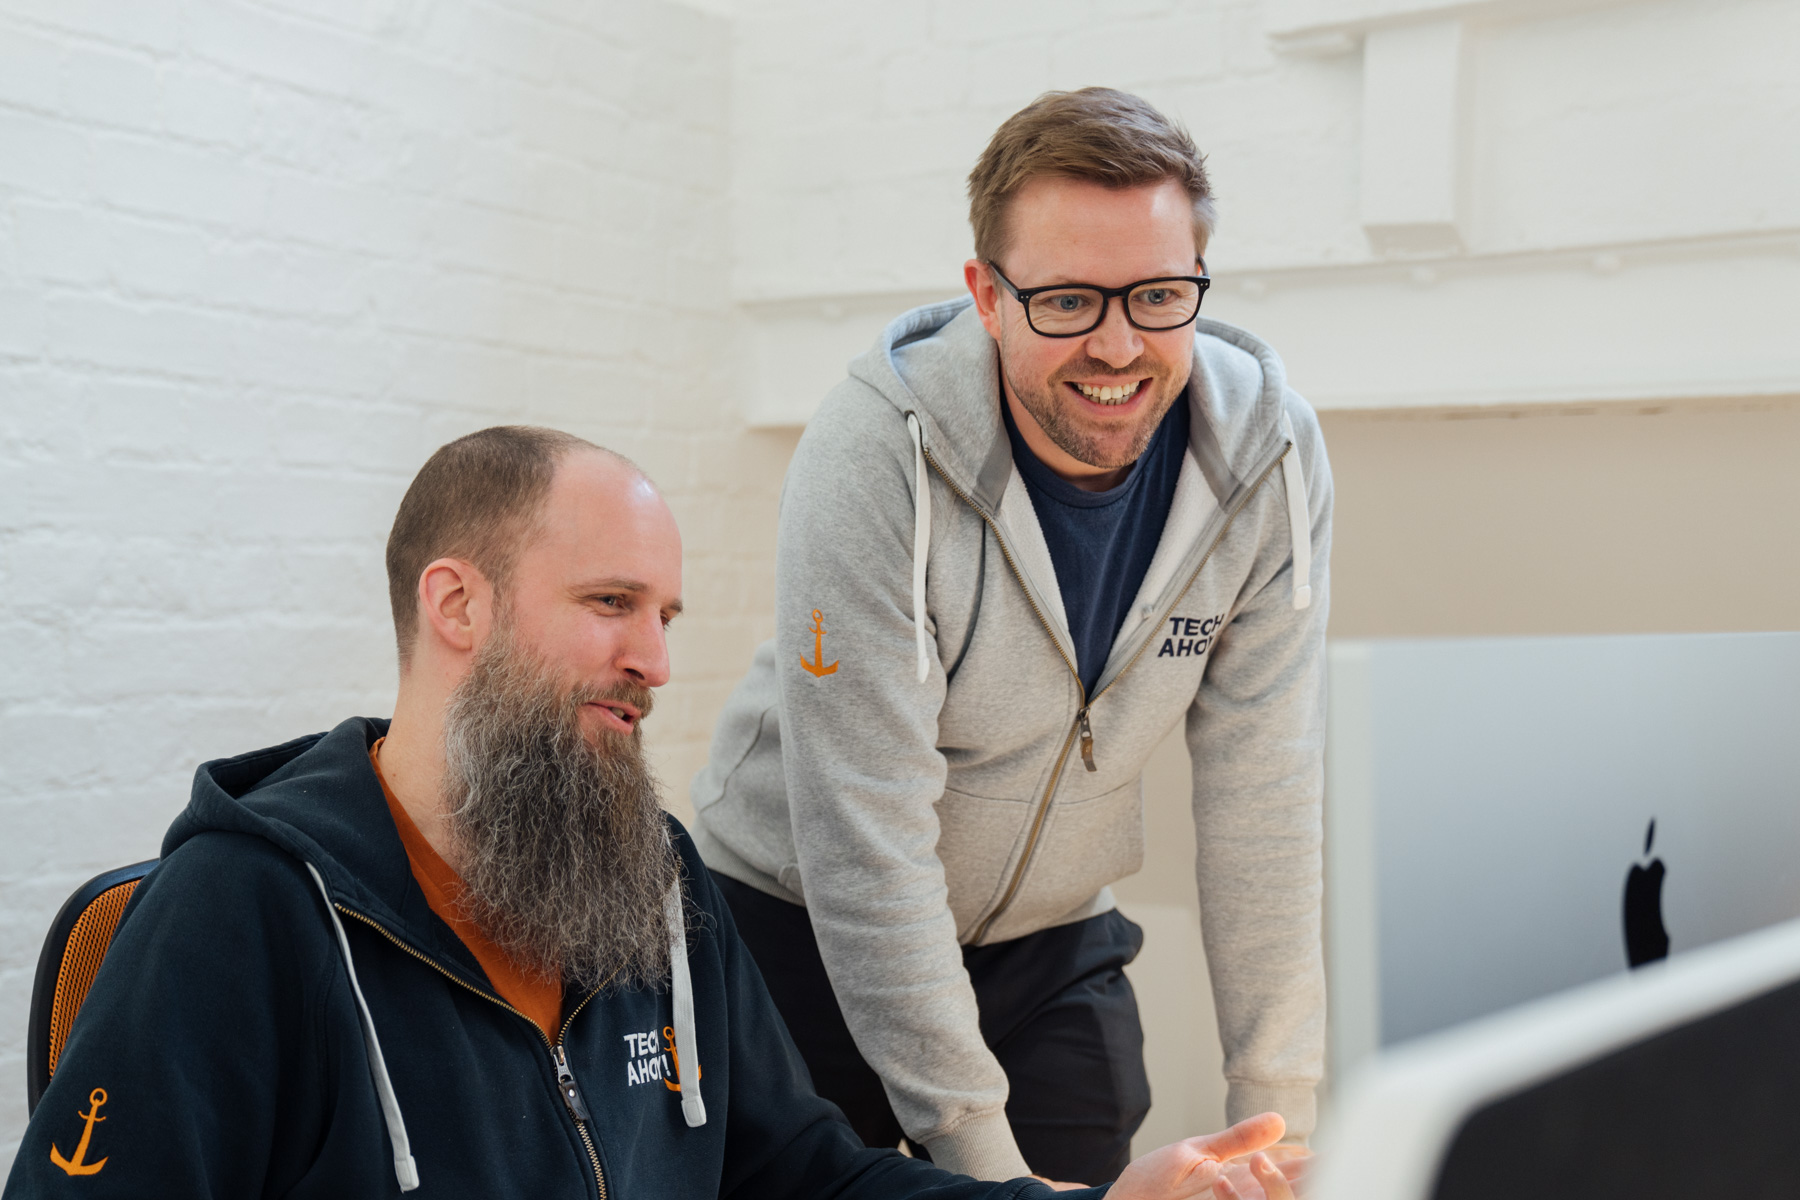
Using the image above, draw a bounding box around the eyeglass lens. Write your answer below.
[1027,280,1203,335]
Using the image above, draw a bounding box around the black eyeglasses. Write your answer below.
[987,260,1211,338]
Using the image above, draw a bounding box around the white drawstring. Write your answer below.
[306,863,421,1192]
[1279,412,1313,612]
[906,413,932,682]
[307,858,711,1175]
[665,881,706,1127]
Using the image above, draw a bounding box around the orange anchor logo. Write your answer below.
[661,1025,700,1093]
[50,1087,110,1176]
[799,608,839,678]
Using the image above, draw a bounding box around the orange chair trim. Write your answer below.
[46,880,140,1079]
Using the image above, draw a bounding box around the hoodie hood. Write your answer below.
[849,297,1298,518]
[166,717,419,937]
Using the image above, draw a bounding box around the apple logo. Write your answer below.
[1622,818,1670,969]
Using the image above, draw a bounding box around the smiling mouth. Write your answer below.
[1070,379,1148,406]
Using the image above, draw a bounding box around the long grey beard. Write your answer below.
[440,631,677,992]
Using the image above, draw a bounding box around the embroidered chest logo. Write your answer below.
[1156,614,1226,660]
[659,1025,699,1092]
[799,608,839,677]
[50,1087,110,1176]
[622,1026,700,1090]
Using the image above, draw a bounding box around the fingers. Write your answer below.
[1252,1152,1298,1200]
[1273,1152,1311,1186]
[1258,1144,1311,1166]
[1213,1153,1296,1200]
[1189,1112,1286,1163]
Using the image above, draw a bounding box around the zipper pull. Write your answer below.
[1079,709,1096,772]
[553,1043,593,1122]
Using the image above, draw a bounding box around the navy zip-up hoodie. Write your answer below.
[6,717,1072,1200]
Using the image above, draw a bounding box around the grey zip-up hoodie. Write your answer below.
[692,298,1331,1181]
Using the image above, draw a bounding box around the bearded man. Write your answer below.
[693,88,1331,1187]
[7,426,1300,1200]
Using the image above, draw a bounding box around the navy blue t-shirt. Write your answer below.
[1004,394,1190,696]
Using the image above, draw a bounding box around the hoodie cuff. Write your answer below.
[920,1110,1033,1181]
[1226,1081,1318,1144]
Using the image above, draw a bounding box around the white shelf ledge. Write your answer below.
[734,230,1800,425]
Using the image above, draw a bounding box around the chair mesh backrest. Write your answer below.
[45,879,141,1078]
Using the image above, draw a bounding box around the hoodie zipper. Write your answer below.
[922,441,1293,945]
[336,906,611,1200]
[555,992,607,1200]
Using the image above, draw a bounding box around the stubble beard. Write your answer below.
[440,624,678,993]
[1002,341,1187,472]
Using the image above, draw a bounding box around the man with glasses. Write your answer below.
[692,88,1331,1190]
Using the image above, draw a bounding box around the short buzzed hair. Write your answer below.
[967,87,1216,264]
[385,425,601,668]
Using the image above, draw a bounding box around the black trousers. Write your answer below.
[717,875,1151,1183]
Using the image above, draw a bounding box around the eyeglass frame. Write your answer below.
[985,259,1212,338]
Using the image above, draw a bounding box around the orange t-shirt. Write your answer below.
[370,739,562,1040]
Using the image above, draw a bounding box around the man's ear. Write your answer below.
[417,558,492,657]
[964,258,1003,342]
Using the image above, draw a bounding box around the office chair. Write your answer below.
[26,860,159,1115]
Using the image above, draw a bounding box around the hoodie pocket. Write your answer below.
[934,788,1035,939]
[970,777,1146,945]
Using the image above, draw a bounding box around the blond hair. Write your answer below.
[967,87,1215,263]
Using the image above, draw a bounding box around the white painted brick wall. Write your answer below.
[0,0,792,1161]
[732,0,1800,298]
[729,0,1365,301]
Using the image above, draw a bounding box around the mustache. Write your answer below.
[1050,355,1172,385]
[572,679,656,724]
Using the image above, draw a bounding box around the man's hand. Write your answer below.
[1105,1113,1289,1200]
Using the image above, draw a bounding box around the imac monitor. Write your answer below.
[1325,632,1800,1071]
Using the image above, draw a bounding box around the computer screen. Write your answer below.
[1432,975,1800,1198]
[1312,917,1800,1200]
